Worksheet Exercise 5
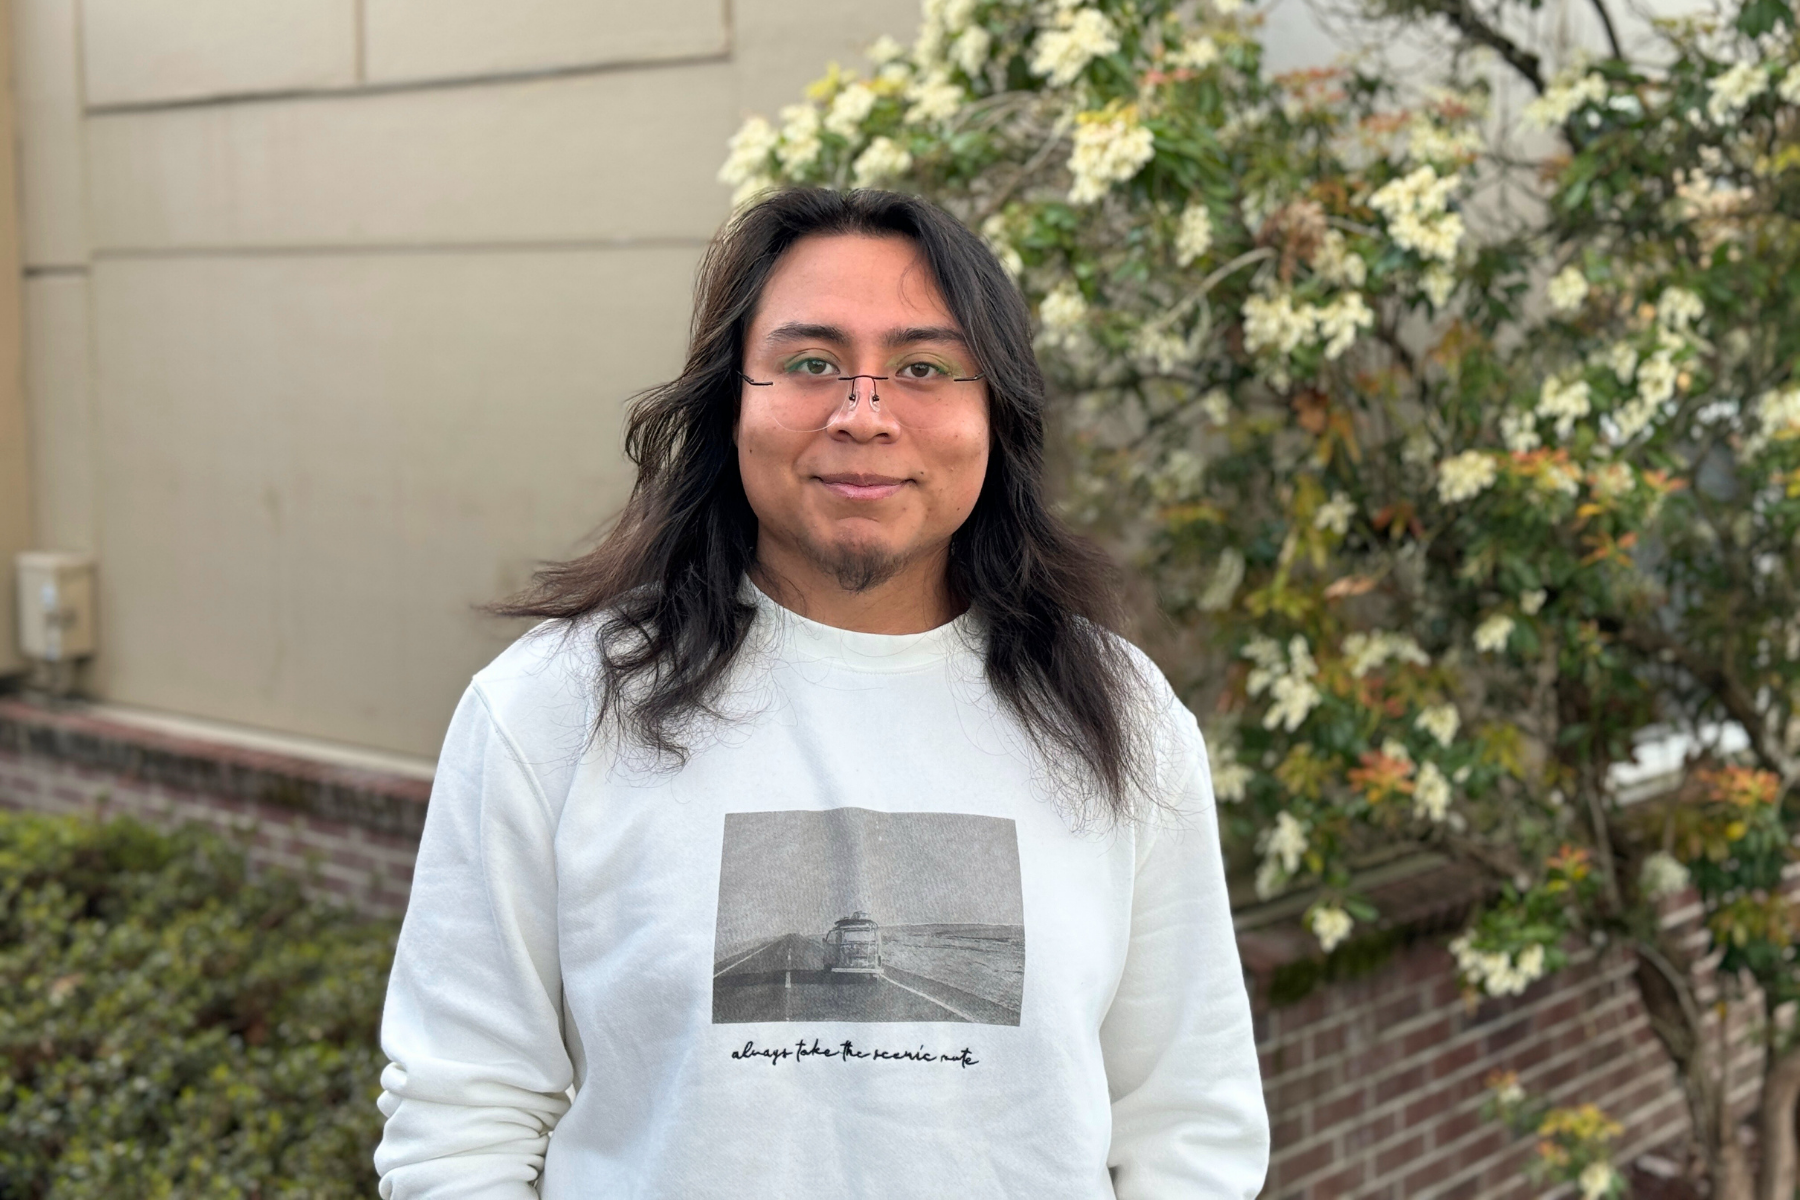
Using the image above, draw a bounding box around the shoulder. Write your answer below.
[459,617,604,778]
[1101,630,1202,743]
[1100,631,1216,822]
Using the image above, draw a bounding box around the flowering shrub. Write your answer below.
[1485,1072,1627,1199]
[0,813,394,1197]
[722,0,1800,1191]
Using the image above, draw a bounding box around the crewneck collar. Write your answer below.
[745,577,977,674]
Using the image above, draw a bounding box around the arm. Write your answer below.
[373,684,574,1199]
[1101,706,1269,1199]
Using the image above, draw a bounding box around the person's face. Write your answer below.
[736,233,990,593]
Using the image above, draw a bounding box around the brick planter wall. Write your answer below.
[1253,938,1691,1198]
[0,696,1765,1195]
[0,698,426,916]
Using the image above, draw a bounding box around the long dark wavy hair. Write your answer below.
[493,187,1152,818]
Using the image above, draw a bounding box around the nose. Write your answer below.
[828,375,899,439]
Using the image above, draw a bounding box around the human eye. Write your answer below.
[895,360,950,382]
[783,355,840,378]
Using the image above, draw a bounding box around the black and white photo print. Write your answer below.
[711,808,1026,1025]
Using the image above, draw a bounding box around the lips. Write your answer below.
[816,473,908,501]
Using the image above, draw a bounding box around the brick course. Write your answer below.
[0,699,425,916]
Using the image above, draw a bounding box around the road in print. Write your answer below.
[712,808,1025,1026]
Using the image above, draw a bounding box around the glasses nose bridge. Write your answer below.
[827,371,895,431]
[841,372,885,405]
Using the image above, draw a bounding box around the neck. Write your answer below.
[750,541,961,634]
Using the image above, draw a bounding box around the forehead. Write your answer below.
[749,233,958,336]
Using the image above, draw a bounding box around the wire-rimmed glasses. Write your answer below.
[740,362,987,432]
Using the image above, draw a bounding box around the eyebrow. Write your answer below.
[762,321,969,349]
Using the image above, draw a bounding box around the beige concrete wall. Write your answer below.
[0,0,31,675]
[13,0,919,755]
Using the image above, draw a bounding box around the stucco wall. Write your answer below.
[13,0,920,756]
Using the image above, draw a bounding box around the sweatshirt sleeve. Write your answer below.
[1100,701,1269,1199]
[373,683,574,1199]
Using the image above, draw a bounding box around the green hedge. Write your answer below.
[0,811,397,1199]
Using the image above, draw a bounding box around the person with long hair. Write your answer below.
[373,188,1267,1198]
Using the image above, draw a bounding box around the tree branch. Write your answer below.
[1759,1043,1800,1200]
[1588,0,1625,61]
[1621,621,1790,781]
[1391,0,1546,92]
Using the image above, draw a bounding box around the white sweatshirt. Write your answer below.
[374,586,1268,1199]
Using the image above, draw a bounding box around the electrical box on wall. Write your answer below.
[15,551,97,664]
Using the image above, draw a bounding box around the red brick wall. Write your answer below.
[1256,938,1693,1198]
[0,701,423,916]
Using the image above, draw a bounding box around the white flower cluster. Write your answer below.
[1310,904,1355,952]
[1523,68,1608,130]
[1547,265,1589,312]
[1037,280,1089,347]
[905,72,965,124]
[1242,291,1372,362]
[825,82,877,138]
[1474,613,1514,653]
[980,214,1024,278]
[1313,491,1356,535]
[1657,286,1705,332]
[1198,546,1245,611]
[1745,384,1800,457]
[1589,461,1634,501]
[1175,203,1214,266]
[1312,230,1367,287]
[1782,63,1800,104]
[1368,166,1464,262]
[853,135,913,187]
[777,104,823,171]
[1640,851,1691,901]
[1030,7,1119,86]
[1244,634,1322,731]
[1537,456,1581,497]
[718,116,780,205]
[1415,703,1460,748]
[1170,34,1220,70]
[1450,934,1548,997]
[1613,345,1677,442]
[1342,630,1429,678]
[1421,265,1456,308]
[952,25,992,76]
[1500,410,1540,454]
[1538,376,1592,442]
[1520,588,1547,615]
[1413,760,1452,822]
[1707,61,1768,124]
[914,0,979,67]
[1257,810,1309,897]
[1578,1162,1619,1200]
[1208,737,1253,803]
[1243,292,1313,356]
[867,34,905,64]
[1602,342,1638,384]
[1317,293,1374,359]
[1437,450,1497,503]
[1133,322,1196,373]
[1067,109,1156,204]
[1407,115,1484,164]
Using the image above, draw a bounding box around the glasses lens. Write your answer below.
[880,367,979,431]
[763,371,855,432]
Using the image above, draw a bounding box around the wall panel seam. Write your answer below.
[88,238,714,260]
[83,49,734,116]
